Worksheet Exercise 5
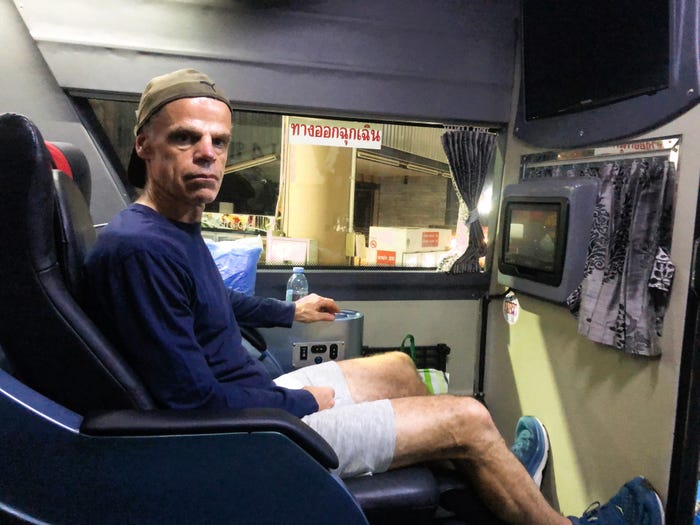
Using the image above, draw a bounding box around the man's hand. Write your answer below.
[294,293,340,323]
[303,385,335,411]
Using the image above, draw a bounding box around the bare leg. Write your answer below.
[337,353,567,524]
[391,395,568,525]
[337,351,428,402]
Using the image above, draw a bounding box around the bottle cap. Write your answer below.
[293,266,304,273]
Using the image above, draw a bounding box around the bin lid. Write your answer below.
[335,309,363,321]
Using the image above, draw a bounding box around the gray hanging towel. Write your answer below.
[568,158,675,356]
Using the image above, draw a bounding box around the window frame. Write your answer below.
[76,94,502,301]
[255,268,491,301]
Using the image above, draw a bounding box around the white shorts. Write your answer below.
[274,361,396,478]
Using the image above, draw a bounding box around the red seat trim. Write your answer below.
[45,141,73,179]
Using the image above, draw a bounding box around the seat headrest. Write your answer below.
[0,113,56,273]
[45,141,92,205]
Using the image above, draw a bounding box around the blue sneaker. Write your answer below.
[568,476,665,525]
[510,416,549,488]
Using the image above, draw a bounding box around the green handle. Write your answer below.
[400,334,416,361]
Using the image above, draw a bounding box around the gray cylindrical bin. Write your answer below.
[258,309,364,373]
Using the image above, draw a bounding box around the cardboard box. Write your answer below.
[366,248,450,268]
[266,236,318,265]
[368,226,451,254]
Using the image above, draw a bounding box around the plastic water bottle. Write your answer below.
[285,267,308,302]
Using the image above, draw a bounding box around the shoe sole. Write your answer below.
[531,417,549,488]
[652,491,665,525]
[640,477,666,525]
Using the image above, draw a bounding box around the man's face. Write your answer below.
[136,97,232,211]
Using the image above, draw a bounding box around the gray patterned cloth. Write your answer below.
[440,129,496,273]
[566,157,676,356]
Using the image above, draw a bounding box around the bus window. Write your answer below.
[86,99,500,270]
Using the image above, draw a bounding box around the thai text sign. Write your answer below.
[288,117,382,149]
[594,138,678,156]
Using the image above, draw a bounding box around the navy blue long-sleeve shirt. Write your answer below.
[83,204,318,417]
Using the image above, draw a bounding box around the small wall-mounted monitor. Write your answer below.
[500,197,568,287]
[498,177,599,303]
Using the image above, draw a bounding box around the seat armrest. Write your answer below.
[80,407,339,469]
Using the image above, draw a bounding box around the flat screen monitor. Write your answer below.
[522,0,669,121]
[497,177,599,303]
[501,198,568,286]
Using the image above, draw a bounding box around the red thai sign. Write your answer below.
[288,117,382,149]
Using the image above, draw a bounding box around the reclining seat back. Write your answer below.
[0,113,155,413]
[46,142,95,302]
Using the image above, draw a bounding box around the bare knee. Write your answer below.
[387,350,417,372]
[339,350,427,402]
[360,350,428,397]
[386,351,428,395]
[458,397,495,429]
[445,397,502,454]
[392,395,501,465]
[443,396,491,427]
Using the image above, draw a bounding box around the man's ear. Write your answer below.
[134,133,152,160]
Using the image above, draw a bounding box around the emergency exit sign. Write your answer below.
[288,116,382,149]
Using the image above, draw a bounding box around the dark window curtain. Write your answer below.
[566,157,676,356]
[439,129,497,274]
